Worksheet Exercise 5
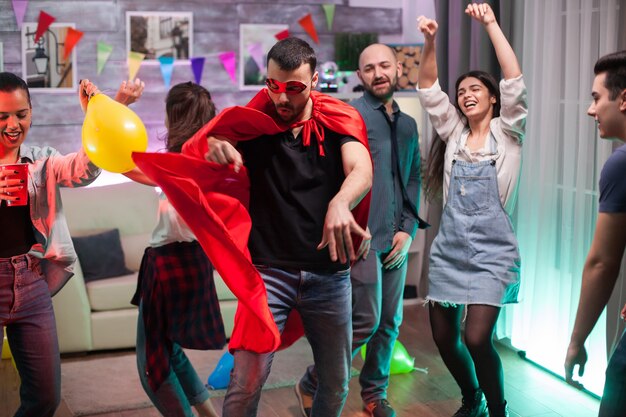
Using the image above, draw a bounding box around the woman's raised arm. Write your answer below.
[466,3,521,80]
[416,15,439,89]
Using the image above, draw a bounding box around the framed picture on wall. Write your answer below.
[0,42,4,72]
[239,24,288,90]
[387,44,423,91]
[21,22,78,92]
[126,11,193,64]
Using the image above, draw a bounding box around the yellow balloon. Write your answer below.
[2,329,11,360]
[82,94,148,173]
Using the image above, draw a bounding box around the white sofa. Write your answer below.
[52,181,237,354]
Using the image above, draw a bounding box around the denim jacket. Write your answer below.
[20,144,101,295]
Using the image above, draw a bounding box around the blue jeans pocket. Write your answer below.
[451,175,492,214]
[16,261,44,288]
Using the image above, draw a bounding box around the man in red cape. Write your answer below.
[134,37,372,417]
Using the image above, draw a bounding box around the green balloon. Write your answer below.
[360,340,415,374]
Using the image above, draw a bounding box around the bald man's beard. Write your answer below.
[365,74,398,100]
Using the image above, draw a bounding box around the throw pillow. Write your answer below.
[72,229,133,283]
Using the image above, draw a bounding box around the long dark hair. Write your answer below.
[0,72,32,107]
[164,82,216,153]
[423,71,500,201]
[423,131,446,202]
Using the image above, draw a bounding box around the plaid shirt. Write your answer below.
[132,240,226,391]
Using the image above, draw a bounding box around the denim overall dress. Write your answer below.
[427,136,520,307]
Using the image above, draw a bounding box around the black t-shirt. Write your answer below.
[238,127,355,272]
[0,198,36,257]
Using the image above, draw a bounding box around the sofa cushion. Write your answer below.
[91,308,139,350]
[61,182,159,236]
[86,273,138,311]
[213,271,236,301]
[72,229,133,282]
[121,233,152,271]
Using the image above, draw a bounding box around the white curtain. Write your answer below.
[510,0,622,396]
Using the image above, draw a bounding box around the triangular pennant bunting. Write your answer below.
[96,41,113,75]
[34,10,55,43]
[298,14,319,44]
[63,27,83,60]
[11,0,28,30]
[158,56,175,88]
[322,4,336,31]
[275,29,290,41]
[190,57,205,84]
[248,42,265,74]
[218,51,237,84]
[127,51,145,80]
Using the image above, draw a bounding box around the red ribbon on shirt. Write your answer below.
[133,89,371,353]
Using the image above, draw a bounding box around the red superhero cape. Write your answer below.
[133,89,371,353]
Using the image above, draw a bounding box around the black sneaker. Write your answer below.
[364,399,397,417]
[488,401,509,417]
[294,382,312,417]
[452,389,488,417]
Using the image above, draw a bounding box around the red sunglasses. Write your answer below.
[265,78,309,95]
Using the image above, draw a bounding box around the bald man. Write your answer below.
[296,44,425,417]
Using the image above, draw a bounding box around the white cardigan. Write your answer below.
[416,75,528,215]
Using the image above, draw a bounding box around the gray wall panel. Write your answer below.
[0,0,402,155]
[0,1,118,32]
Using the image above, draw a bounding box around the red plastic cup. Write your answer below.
[1,163,29,207]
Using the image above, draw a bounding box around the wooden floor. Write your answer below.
[1,302,600,417]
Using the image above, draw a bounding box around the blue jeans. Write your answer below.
[222,266,352,417]
[136,305,210,417]
[599,329,626,417]
[300,252,406,403]
[0,254,61,417]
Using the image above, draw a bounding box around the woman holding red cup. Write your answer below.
[0,72,143,417]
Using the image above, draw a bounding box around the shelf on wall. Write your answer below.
[324,90,418,101]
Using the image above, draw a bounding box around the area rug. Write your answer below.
[61,338,358,416]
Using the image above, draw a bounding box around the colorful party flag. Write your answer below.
[298,14,319,44]
[218,51,237,84]
[322,4,336,31]
[63,27,83,60]
[275,29,290,41]
[11,0,28,30]
[190,57,205,84]
[34,10,55,43]
[248,42,265,74]
[127,51,145,81]
[159,56,175,88]
[96,41,113,75]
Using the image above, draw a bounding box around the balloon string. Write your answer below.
[413,366,429,374]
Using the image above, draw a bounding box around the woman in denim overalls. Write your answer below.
[417,4,527,417]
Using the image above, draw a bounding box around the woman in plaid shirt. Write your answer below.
[128,82,225,417]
